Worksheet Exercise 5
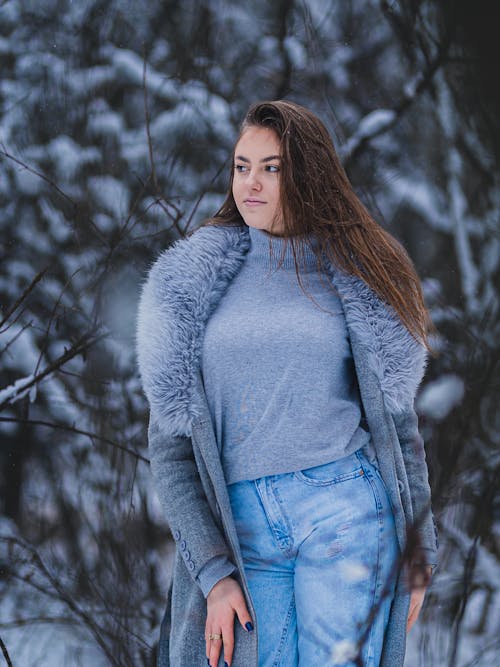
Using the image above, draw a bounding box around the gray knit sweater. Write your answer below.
[201,224,371,485]
[196,224,373,596]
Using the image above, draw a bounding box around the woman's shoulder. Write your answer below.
[140,223,249,312]
[148,223,244,279]
[152,223,222,262]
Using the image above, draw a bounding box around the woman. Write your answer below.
[136,100,438,667]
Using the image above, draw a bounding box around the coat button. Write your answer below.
[180,540,186,550]
[173,529,181,541]
[187,560,195,571]
[182,549,191,560]
[397,479,405,493]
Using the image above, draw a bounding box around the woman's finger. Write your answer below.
[234,592,254,633]
[221,620,235,667]
[205,619,214,662]
[207,632,223,667]
[205,577,254,665]
[406,603,417,632]
[406,589,424,632]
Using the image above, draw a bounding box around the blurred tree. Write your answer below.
[0,0,498,665]
[382,2,500,665]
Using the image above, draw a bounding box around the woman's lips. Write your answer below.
[244,199,266,207]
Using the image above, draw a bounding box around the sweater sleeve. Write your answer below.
[196,555,237,598]
[148,409,237,591]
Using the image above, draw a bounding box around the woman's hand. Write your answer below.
[406,565,433,633]
[206,576,254,667]
[407,587,426,633]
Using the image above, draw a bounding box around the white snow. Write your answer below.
[39,197,72,243]
[106,46,177,101]
[341,109,397,159]
[284,36,307,68]
[417,374,465,420]
[0,373,37,405]
[340,559,370,582]
[87,110,124,138]
[87,175,131,220]
[47,135,100,181]
[330,639,358,664]
[13,166,44,196]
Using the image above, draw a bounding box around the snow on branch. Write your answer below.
[341,40,449,164]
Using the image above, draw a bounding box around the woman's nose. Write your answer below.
[248,170,262,190]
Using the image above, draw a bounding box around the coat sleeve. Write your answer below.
[148,408,237,597]
[392,406,439,570]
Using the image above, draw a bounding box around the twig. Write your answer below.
[33,267,83,378]
[0,330,105,412]
[341,31,452,166]
[0,417,149,464]
[140,52,185,239]
[142,49,158,192]
[0,144,75,209]
[0,635,13,667]
[0,268,48,330]
[0,145,107,245]
[0,536,122,667]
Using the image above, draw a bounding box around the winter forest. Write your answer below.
[0,0,498,665]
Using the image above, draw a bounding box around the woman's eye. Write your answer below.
[233,164,279,174]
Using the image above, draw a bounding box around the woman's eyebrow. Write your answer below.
[234,154,281,163]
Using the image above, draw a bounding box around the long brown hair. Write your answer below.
[200,99,436,352]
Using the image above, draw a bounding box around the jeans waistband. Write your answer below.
[296,446,373,480]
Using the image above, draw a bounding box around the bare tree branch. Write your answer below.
[0,267,48,330]
[0,635,13,667]
[0,536,125,667]
[0,145,107,245]
[341,29,452,166]
[0,417,149,464]
[0,330,105,412]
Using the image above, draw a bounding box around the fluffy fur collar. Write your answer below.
[136,224,427,437]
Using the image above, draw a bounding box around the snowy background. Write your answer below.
[0,1,498,665]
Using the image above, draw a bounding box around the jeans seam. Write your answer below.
[272,591,296,667]
[357,453,384,664]
[293,467,364,487]
[254,479,293,556]
[270,480,295,556]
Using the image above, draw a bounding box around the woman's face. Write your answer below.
[232,126,285,235]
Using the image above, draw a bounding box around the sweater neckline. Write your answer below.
[246,224,319,271]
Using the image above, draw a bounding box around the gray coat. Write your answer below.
[136,223,438,667]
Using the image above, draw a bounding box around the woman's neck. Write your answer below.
[246,224,319,271]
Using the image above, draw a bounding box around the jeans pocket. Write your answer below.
[293,453,364,486]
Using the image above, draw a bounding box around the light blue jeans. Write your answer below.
[227,447,400,666]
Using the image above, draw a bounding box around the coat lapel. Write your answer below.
[136,224,427,438]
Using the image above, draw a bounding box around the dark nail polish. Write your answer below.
[245,621,254,632]
[224,663,229,667]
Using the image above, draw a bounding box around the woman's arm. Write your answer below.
[148,409,237,596]
[392,406,438,571]
[406,566,432,633]
[393,406,437,632]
